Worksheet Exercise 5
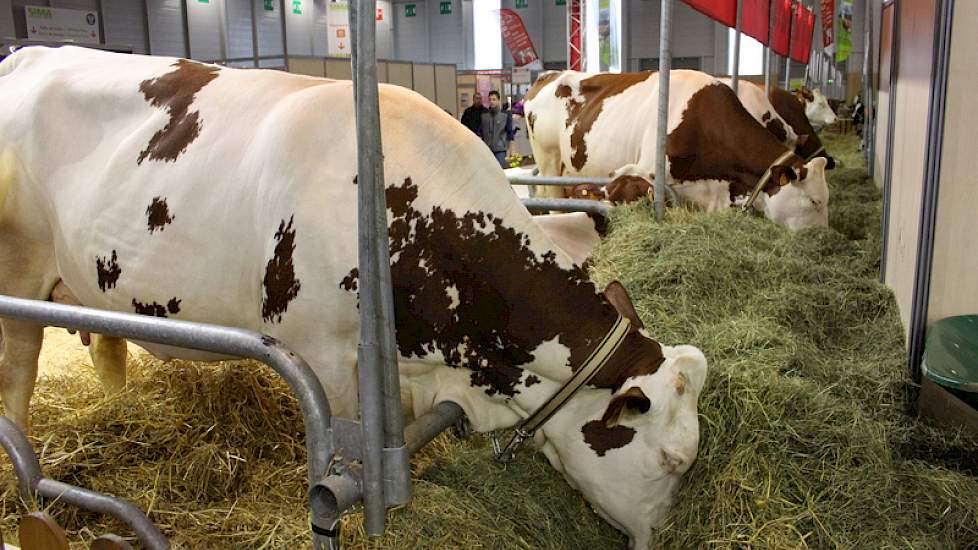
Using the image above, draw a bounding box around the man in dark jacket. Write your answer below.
[460,93,487,135]
[478,90,514,169]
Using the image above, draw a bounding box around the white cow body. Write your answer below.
[718,78,799,149]
[525,70,829,230]
[0,46,707,549]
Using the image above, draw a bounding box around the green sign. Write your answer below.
[515,0,528,8]
[264,0,274,10]
[26,7,52,18]
[439,1,451,14]
[198,0,209,3]
[555,0,565,5]
[404,3,416,16]
[292,0,302,15]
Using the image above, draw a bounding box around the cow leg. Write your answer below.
[89,334,127,393]
[0,319,43,433]
[530,145,568,201]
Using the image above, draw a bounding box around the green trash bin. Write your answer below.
[919,315,978,433]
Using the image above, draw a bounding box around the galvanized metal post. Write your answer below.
[279,0,289,64]
[765,0,774,93]
[732,0,743,93]
[350,0,408,537]
[863,0,875,175]
[654,0,672,222]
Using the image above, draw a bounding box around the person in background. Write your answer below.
[460,92,487,135]
[478,90,514,169]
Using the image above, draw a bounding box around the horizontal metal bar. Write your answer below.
[0,296,333,488]
[404,401,464,456]
[507,175,614,187]
[0,417,169,549]
[521,198,612,215]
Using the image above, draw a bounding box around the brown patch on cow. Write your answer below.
[761,111,772,122]
[527,112,537,134]
[262,216,302,323]
[525,72,561,103]
[675,371,688,395]
[581,420,636,457]
[765,118,788,144]
[146,196,175,233]
[340,268,359,292]
[560,72,653,171]
[667,83,805,200]
[586,211,609,238]
[793,87,814,103]
[525,375,541,387]
[555,84,573,99]
[770,88,829,162]
[131,297,181,317]
[376,177,663,398]
[137,59,220,164]
[95,251,121,292]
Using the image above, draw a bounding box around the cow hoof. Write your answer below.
[452,416,473,439]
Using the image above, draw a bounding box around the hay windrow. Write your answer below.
[3,132,977,548]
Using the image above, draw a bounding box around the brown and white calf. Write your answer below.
[524,69,829,230]
[0,46,708,549]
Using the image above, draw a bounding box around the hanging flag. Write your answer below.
[741,0,770,44]
[835,0,853,62]
[789,4,815,63]
[497,9,542,69]
[820,0,834,51]
[770,0,792,57]
[681,0,736,28]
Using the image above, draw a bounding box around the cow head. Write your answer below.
[762,156,830,230]
[607,166,654,205]
[536,284,708,550]
[804,89,837,129]
[571,183,607,201]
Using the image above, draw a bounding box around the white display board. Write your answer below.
[327,1,350,59]
[25,5,100,44]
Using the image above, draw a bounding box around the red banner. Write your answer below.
[771,0,792,57]
[820,0,834,48]
[789,4,815,63]
[498,9,540,68]
[681,0,736,28]
[741,0,770,44]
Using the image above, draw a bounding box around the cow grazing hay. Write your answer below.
[2,132,976,548]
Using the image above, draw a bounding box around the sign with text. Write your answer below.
[25,5,100,44]
[328,1,350,58]
[515,0,528,8]
[439,1,452,14]
[498,8,540,68]
[264,0,274,10]
[821,0,834,51]
[404,3,416,16]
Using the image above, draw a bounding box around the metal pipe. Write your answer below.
[654,0,672,222]
[507,175,614,186]
[863,0,875,177]
[140,0,151,54]
[249,0,260,68]
[784,1,794,89]
[404,402,465,455]
[351,0,405,536]
[0,297,334,497]
[180,0,191,59]
[0,417,170,549]
[732,0,743,93]
[279,0,289,62]
[880,0,901,282]
[521,198,612,216]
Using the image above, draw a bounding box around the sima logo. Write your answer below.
[27,7,53,18]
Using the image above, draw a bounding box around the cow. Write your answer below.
[524,69,830,231]
[792,86,838,130]
[0,46,708,549]
[769,86,837,169]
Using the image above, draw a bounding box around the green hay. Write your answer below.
[3,132,976,548]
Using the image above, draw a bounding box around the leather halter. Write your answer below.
[740,150,797,213]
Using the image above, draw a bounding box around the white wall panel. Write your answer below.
[542,0,564,65]
[102,0,147,53]
[394,0,427,62]
[187,0,224,61]
[428,0,461,65]
[148,0,187,58]
[226,0,255,60]
[254,0,284,58]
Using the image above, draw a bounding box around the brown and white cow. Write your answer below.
[524,69,829,231]
[769,86,837,169]
[0,46,707,548]
[792,86,838,130]
[718,78,799,150]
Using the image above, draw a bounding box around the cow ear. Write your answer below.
[601,386,651,427]
[770,165,797,187]
[603,280,644,331]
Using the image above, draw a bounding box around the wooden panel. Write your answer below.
[884,0,938,338]
[387,62,414,89]
[434,64,458,116]
[874,4,894,183]
[287,57,325,78]
[927,0,978,326]
[412,63,437,104]
[324,58,352,81]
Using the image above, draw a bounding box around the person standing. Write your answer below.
[479,90,514,169]
[460,93,487,135]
